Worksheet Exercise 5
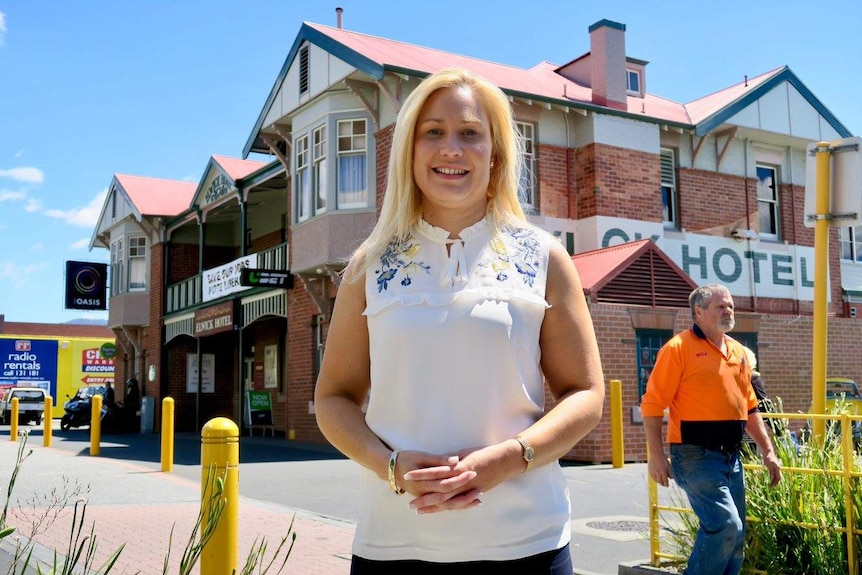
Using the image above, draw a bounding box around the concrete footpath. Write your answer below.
[0,424,665,574]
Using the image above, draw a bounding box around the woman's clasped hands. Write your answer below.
[395,441,520,514]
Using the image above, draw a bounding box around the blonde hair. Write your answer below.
[347,67,526,279]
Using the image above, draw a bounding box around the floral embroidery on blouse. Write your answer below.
[375,234,431,292]
[482,226,541,287]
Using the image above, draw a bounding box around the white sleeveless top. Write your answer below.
[354,216,571,562]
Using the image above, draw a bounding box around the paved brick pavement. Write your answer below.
[0,432,354,575]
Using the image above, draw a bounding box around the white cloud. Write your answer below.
[0,261,48,289]
[0,189,26,203]
[0,167,44,184]
[0,12,6,46]
[44,189,107,227]
[30,242,44,252]
[70,238,90,250]
[0,223,6,231]
[25,198,43,212]
[14,151,23,159]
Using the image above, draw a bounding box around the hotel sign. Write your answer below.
[194,301,235,337]
[203,173,233,205]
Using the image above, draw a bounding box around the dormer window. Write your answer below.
[626,69,641,95]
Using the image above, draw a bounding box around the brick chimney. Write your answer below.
[589,19,628,110]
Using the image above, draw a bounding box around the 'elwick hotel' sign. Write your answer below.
[194,301,235,337]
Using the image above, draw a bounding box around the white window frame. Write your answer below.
[336,118,367,209]
[660,148,678,229]
[756,164,780,240]
[840,225,862,262]
[128,236,147,291]
[295,134,310,222]
[313,125,327,215]
[515,121,537,211]
[110,238,124,296]
[626,69,642,96]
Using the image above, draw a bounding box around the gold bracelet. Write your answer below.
[388,450,405,495]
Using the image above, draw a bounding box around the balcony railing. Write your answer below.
[166,274,202,314]
[165,242,288,315]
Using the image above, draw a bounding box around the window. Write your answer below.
[515,122,536,211]
[110,238,124,296]
[298,44,309,95]
[660,148,678,228]
[840,225,862,262]
[128,237,147,290]
[626,69,641,95]
[337,119,367,208]
[313,126,327,214]
[757,165,780,238]
[636,329,672,399]
[295,135,310,222]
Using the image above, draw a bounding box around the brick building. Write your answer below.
[92,17,860,462]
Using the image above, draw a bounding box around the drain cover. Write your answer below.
[585,520,650,532]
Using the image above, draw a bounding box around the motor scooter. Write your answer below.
[60,385,105,430]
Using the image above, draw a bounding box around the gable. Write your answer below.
[89,180,141,249]
[597,249,697,307]
[261,40,358,130]
[694,67,851,138]
[573,239,697,308]
[727,80,843,142]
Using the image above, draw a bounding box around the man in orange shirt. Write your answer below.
[641,284,781,575]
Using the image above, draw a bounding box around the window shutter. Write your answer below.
[299,45,309,94]
[660,149,675,187]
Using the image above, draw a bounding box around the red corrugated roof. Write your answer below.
[115,174,197,217]
[211,155,268,181]
[307,23,693,125]
[685,67,784,125]
[572,239,652,292]
[0,321,114,338]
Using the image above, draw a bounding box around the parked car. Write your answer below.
[0,387,48,425]
[801,378,862,444]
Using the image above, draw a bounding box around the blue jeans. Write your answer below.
[670,444,746,575]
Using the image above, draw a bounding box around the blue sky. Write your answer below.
[1,1,859,324]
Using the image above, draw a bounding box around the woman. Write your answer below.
[315,67,604,574]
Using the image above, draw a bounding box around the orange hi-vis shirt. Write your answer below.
[640,325,758,447]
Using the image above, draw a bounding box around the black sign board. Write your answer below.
[240,269,294,289]
[64,261,108,310]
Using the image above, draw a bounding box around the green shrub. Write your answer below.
[665,400,862,575]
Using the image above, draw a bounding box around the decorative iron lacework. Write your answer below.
[375,234,431,292]
[481,226,541,287]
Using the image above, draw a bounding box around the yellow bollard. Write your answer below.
[161,397,175,472]
[43,395,53,447]
[9,397,19,440]
[90,394,102,456]
[611,379,624,468]
[201,418,238,575]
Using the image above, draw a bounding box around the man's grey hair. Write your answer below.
[689,284,731,318]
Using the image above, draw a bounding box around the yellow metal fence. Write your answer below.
[648,411,862,575]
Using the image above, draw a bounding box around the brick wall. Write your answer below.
[375,124,394,218]
[286,287,325,442]
[535,144,569,218]
[167,243,198,284]
[253,229,284,252]
[571,143,662,222]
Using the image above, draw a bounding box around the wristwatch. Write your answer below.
[515,435,534,472]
